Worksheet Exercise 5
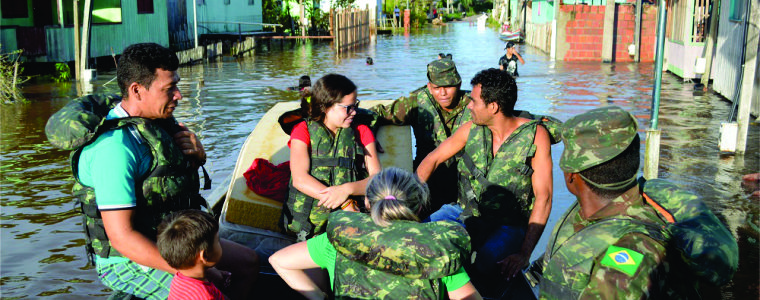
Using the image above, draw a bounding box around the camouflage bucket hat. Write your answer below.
[427,59,462,86]
[560,106,639,173]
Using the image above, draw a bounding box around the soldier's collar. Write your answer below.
[584,185,642,222]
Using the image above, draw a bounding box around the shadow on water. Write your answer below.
[1,21,757,299]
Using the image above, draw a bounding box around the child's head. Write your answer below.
[157,210,222,270]
[365,167,430,226]
[309,74,358,127]
[298,75,312,90]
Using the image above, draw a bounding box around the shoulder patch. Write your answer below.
[600,245,644,277]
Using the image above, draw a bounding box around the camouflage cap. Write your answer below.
[560,106,639,173]
[427,59,462,86]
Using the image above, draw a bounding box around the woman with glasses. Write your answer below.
[281,74,382,242]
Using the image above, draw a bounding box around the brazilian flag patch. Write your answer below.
[600,245,643,277]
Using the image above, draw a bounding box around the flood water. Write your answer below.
[1,22,758,299]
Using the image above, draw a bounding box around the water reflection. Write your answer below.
[1,22,757,299]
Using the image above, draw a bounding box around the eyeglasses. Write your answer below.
[336,100,360,114]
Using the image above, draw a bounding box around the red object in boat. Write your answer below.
[244,158,291,203]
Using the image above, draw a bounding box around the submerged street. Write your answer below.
[1,22,758,299]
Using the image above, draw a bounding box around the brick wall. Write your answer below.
[561,3,658,62]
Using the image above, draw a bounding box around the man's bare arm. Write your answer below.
[101,209,177,274]
[416,121,471,182]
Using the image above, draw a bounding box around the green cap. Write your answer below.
[427,59,462,86]
[560,106,639,173]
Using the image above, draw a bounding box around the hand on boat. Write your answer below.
[317,185,352,209]
[174,122,207,165]
[497,252,529,280]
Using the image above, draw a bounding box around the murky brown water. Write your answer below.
[1,22,757,299]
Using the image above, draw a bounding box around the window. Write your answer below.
[224,0,231,5]
[197,0,205,5]
[249,0,255,5]
[138,0,154,14]
[729,0,745,21]
[0,0,29,18]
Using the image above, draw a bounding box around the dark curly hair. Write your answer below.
[470,68,517,117]
[117,43,179,97]
[309,74,357,122]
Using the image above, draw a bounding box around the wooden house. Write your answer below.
[1,0,170,62]
[1,0,264,62]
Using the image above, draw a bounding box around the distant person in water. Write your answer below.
[158,210,227,300]
[499,41,524,77]
[288,75,312,92]
[446,53,453,60]
[438,53,446,59]
[366,57,374,65]
[279,75,313,134]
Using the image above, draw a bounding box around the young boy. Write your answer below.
[157,210,227,300]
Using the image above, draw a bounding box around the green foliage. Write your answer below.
[0,48,27,104]
[331,0,356,9]
[262,0,294,33]
[443,12,462,21]
[54,63,71,82]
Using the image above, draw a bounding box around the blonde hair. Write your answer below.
[365,167,430,226]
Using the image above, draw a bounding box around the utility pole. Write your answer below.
[79,0,93,82]
[551,0,560,60]
[633,0,642,62]
[735,0,758,154]
[73,0,80,80]
[601,0,616,63]
[194,0,199,48]
[644,0,667,179]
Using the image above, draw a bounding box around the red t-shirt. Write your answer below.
[288,121,375,148]
[168,272,225,300]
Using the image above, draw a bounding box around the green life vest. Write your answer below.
[281,121,366,242]
[45,94,207,261]
[411,86,471,168]
[457,120,541,227]
[326,211,471,300]
[541,178,739,299]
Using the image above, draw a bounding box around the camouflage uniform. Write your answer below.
[458,120,544,228]
[326,211,471,300]
[540,187,671,299]
[540,106,704,299]
[281,121,367,242]
[45,94,206,261]
[370,59,471,210]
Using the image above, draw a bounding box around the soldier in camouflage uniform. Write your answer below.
[417,68,553,296]
[540,106,696,299]
[45,43,258,299]
[369,58,472,216]
[270,167,483,300]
